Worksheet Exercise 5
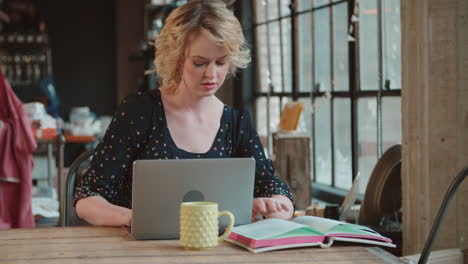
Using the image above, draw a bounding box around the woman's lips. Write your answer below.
[201,82,217,90]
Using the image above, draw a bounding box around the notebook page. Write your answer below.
[293,216,390,242]
[326,223,386,237]
[293,216,343,234]
[330,237,396,248]
[232,218,316,239]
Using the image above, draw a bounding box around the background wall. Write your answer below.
[38,0,239,118]
[115,0,146,105]
[401,0,468,255]
[38,0,116,118]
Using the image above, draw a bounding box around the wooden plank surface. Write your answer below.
[428,0,459,251]
[0,226,125,240]
[401,0,431,255]
[401,0,468,255]
[0,227,405,264]
[456,0,468,251]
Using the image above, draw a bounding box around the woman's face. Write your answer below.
[179,32,231,97]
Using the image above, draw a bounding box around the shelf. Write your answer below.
[145,4,166,13]
[129,46,154,61]
[145,3,179,12]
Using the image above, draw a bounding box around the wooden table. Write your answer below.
[0,226,407,264]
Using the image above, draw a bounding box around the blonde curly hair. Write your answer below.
[153,0,250,94]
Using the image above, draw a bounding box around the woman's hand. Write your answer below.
[251,195,294,221]
[122,209,132,227]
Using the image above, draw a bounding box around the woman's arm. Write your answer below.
[233,111,295,220]
[73,93,153,226]
[76,196,132,227]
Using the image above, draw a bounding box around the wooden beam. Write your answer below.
[401,0,468,255]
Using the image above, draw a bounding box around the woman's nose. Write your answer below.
[205,62,216,78]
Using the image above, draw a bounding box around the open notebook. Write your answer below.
[225,215,395,253]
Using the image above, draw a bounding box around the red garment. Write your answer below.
[0,70,36,228]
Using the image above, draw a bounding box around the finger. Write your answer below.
[268,200,279,213]
[265,200,277,213]
[254,199,266,215]
[258,199,268,215]
[251,211,258,222]
[251,202,260,222]
[251,200,258,214]
[252,202,261,214]
[281,202,290,212]
[276,201,283,212]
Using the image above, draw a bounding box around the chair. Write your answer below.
[417,166,468,264]
[61,149,94,226]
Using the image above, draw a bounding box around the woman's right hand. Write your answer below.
[251,195,293,221]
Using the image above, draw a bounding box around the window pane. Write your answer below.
[314,0,329,8]
[256,96,270,158]
[333,3,349,92]
[359,0,379,91]
[297,0,312,12]
[299,97,314,184]
[281,96,292,113]
[382,0,401,90]
[268,21,283,92]
[279,0,291,16]
[255,0,267,24]
[298,97,313,135]
[314,8,331,92]
[266,0,279,20]
[358,97,378,193]
[256,97,268,138]
[269,96,281,133]
[282,17,293,92]
[314,97,332,185]
[256,25,270,93]
[334,98,352,189]
[298,13,313,92]
[382,96,401,153]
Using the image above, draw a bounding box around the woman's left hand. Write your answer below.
[251,195,294,221]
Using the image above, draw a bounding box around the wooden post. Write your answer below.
[401,0,468,255]
[272,133,311,209]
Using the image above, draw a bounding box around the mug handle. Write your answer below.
[218,210,235,242]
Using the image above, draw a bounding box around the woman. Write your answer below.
[74,0,294,227]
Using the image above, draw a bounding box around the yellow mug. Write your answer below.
[179,202,235,250]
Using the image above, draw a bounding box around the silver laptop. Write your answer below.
[130,158,255,240]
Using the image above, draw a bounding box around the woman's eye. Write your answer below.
[193,61,226,67]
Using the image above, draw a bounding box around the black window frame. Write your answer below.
[248,0,401,203]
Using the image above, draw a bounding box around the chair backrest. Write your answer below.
[62,149,94,226]
[359,144,402,226]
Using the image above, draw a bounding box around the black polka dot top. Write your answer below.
[74,89,293,209]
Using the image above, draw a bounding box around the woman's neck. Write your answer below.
[160,86,220,114]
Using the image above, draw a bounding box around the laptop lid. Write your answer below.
[131,158,255,240]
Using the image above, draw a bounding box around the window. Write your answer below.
[252,0,401,194]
